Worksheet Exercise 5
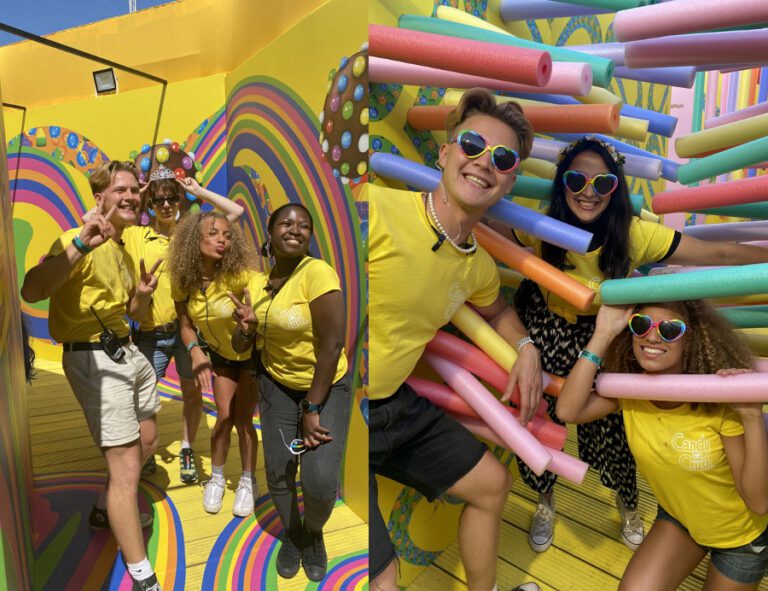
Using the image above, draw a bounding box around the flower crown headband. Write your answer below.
[557,135,626,167]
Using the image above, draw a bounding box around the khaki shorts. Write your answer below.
[63,342,160,447]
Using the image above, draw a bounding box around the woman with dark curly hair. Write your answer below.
[168,212,263,517]
[498,136,768,553]
[557,300,768,590]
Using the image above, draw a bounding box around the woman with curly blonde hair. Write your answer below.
[557,300,768,590]
[169,212,264,517]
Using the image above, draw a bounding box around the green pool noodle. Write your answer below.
[694,202,768,220]
[677,136,768,185]
[601,263,768,304]
[398,15,614,88]
[717,305,768,328]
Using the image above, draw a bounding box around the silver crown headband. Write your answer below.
[149,165,176,182]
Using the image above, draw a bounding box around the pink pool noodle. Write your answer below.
[705,71,719,123]
[596,372,768,403]
[451,413,588,484]
[368,24,552,87]
[614,0,768,42]
[426,330,550,415]
[406,376,566,449]
[754,359,768,372]
[424,353,552,475]
[652,175,768,214]
[705,101,768,130]
[624,30,768,69]
[369,57,591,96]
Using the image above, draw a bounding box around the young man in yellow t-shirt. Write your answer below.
[21,161,164,591]
[369,89,543,591]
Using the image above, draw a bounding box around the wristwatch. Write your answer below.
[300,399,322,413]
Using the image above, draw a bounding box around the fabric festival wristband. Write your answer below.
[185,341,200,352]
[578,349,602,367]
[71,235,92,255]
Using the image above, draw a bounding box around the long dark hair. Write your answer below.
[542,137,633,279]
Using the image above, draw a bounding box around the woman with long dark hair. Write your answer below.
[503,136,768,554]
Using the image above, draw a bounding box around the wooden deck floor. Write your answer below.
[410,428,768,591]
[28,359,368,591]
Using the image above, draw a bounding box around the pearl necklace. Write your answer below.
[427,192,477,255]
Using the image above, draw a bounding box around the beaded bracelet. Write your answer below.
[578,349,603,367]
[516,335,534,352]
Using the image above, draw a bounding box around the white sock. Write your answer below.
[241,471,253,488]
[211,465,225,482]
[181,440,191,450]
[491,586,498,591]
[127,557,154,581]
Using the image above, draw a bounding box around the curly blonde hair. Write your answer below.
[168,212,257,295]
[604,300,754,376]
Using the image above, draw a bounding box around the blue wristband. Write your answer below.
[185,340,200,353]
[578,349,603,367]
[72,235,92,255]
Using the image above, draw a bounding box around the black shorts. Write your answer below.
[369,382,486,578]
[208,348,252,371]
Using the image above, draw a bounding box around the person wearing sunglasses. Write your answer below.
[497,136,768,555]
[229,203,351,583]
[121,154,244,486]
[369,88,542,591]
[556,300,768,590]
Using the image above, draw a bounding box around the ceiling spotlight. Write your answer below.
[93,68,117,95]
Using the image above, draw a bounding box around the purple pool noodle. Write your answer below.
[624,30,768,69]
[682,220,768,242]
[532,138,661,180]
[568,43,626,66]
[614,65,696,89]
[487,198,593,253]
[369,152,440,191]
[499,0,611,21]
[705,100,768,129]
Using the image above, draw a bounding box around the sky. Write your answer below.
[0,0,175,46]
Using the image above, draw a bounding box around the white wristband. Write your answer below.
[516,336,534,352]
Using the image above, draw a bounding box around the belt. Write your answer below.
[62,336,130,352]
[141,321,179,334]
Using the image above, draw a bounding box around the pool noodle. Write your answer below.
[596,372,768,402]
[652,173,768,212]
[499,0,612,21]
[683,220,768,242]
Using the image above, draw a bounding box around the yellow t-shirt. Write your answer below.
[250,257,348,391]
[171,271,256,362]
[48,228,136,343]
[369,186,500,400]
[620,398,768,548]
[514,218,676,322]
[122,225,175,331]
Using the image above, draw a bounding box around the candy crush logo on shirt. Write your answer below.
[672,432,715,471]
[275,304,310,330]
[443,282,467,321]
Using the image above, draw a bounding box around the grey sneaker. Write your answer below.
[528,494,555,552]
[202,478,225,514]
[232,479,255,517]
[616,496,644,550]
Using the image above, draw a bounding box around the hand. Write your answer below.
[502,342,543,425]
[228,288,257,336]
[716,368,763,417]
[137,258,163,297]
[191,347,215,393]
[82,206,97,223]
[594,304,635,340]
[79,202,117,250]
[302,411,333,449]
[176,176,202,197]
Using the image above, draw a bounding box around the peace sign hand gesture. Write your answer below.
[228,287,257,337]
[137,258,163,297]
[79,202,117,250]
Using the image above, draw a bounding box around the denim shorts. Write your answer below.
[656,505,768,584]
[134,329,193,380]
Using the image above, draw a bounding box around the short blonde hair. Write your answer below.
[89,161,139,195]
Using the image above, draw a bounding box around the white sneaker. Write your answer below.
[511,584,541,591]
[616,495,644,550]
[202,478,225,514]
[232,478,256,517]
[529,494,556,552]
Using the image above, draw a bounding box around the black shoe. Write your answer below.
[132,573,162,591]
[275,530,302,579]
[301,527,327,582]
[141,455,157,476]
